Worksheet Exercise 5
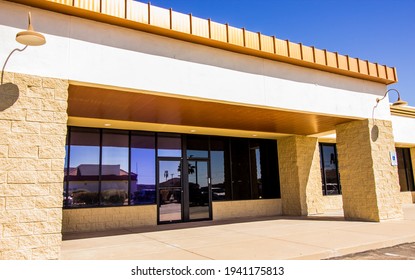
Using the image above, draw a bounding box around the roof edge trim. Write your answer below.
[6,0,398,85]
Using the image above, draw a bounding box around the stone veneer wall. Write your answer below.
[323,195,343,211]
[62,205,157,233]
[336,119,403,221]
[400,192,414,204]
[0,72,68,259]
[278,136,324,216]
[212,199,282,220]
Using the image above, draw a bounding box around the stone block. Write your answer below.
[3,222,34,237]
[6,196,35,210]
[40,123,67,135]
[41,99,68,112]
[35,195,63,208]
[33,221,62,234]
[7,171,37,184]
[11,121,40,134]
[39,146,66,159]
[26,87,54,99]
[0,184,22,197]
[0,145,8,158]
[8,145,38,158]
[32,246,60,260]
[0,108,26,121]
[1,249,32,260]
[42,78,68,89]
[14,73,42,88]
[0,120,12,133]
[37,171,64,183]
[26,110,55,123]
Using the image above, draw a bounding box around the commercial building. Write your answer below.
[0,0,414,260]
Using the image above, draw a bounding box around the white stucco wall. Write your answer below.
[391,114,415,145]
[0,1,392,121]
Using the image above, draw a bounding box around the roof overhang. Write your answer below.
[68,83,356,138]
[6,0,398,85]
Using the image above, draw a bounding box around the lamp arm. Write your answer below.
[1,45,28,85]
[376,89,401,103]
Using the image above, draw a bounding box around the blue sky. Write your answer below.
[141,0,415,105]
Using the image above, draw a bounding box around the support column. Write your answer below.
[336,119,403,221]
[0,72,68,259]
[278,136,324,216]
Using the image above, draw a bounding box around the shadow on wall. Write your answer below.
[0,83,19,111]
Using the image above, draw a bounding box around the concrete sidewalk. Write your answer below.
[60,204,415,260]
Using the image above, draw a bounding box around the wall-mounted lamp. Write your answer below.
[375,88,408,107]
[1,12,46,85]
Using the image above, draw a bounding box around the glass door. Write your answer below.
[187,159,210,221]
[158,159,182,223]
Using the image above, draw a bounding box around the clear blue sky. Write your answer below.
[141,0,415,106]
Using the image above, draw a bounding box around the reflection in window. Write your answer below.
[396,148,414,192]
[231,138,251,200]
[158,134,181,157]
[187,136,209,158]
[65,127,100,207]
[131,133,156,205]
[210,138,231,200]
[101,130,129,206]
[250,142,262,199]
[319,143,341,195]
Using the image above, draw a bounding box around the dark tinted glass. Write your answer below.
[130,132,156,204]
[187,135,209,158]
[101,130,129,206]
[188,160,210,220]
[231,138,251,200]
[159,160,182,222]
[158,133,181,157]
[320,143,341,195]
[210,138,231,200]
[67,127,100,207]
[397,148,414,192]
[258,140,280,199]
[250,141,262,199]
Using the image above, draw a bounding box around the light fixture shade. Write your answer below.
[16,30,46,46]
[15,12,46,46]
[392,98,408,106]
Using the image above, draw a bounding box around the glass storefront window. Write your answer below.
[231,138,251,200]
[250,141,262,199]
[130,133,156,205]
[187,136,209,158]
[64,128,281,209]
[158,134,182,157]
[397,148,415,192]
[210,138,231,201]
[66,127,100,207]
[101,130,129,206]
[319,143,341,195]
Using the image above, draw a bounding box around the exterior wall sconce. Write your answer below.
[371,88,407,142]
[1,12,46,85]
[375,89,408,107]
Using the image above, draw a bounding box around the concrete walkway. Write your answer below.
[60,204,415,260]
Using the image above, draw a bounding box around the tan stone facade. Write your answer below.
[278,136,324,216]
[336,119,403,221]
[323,195,343,211]
[0,72,68,260]
[212,199,282,220]
[62,205,157,233]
